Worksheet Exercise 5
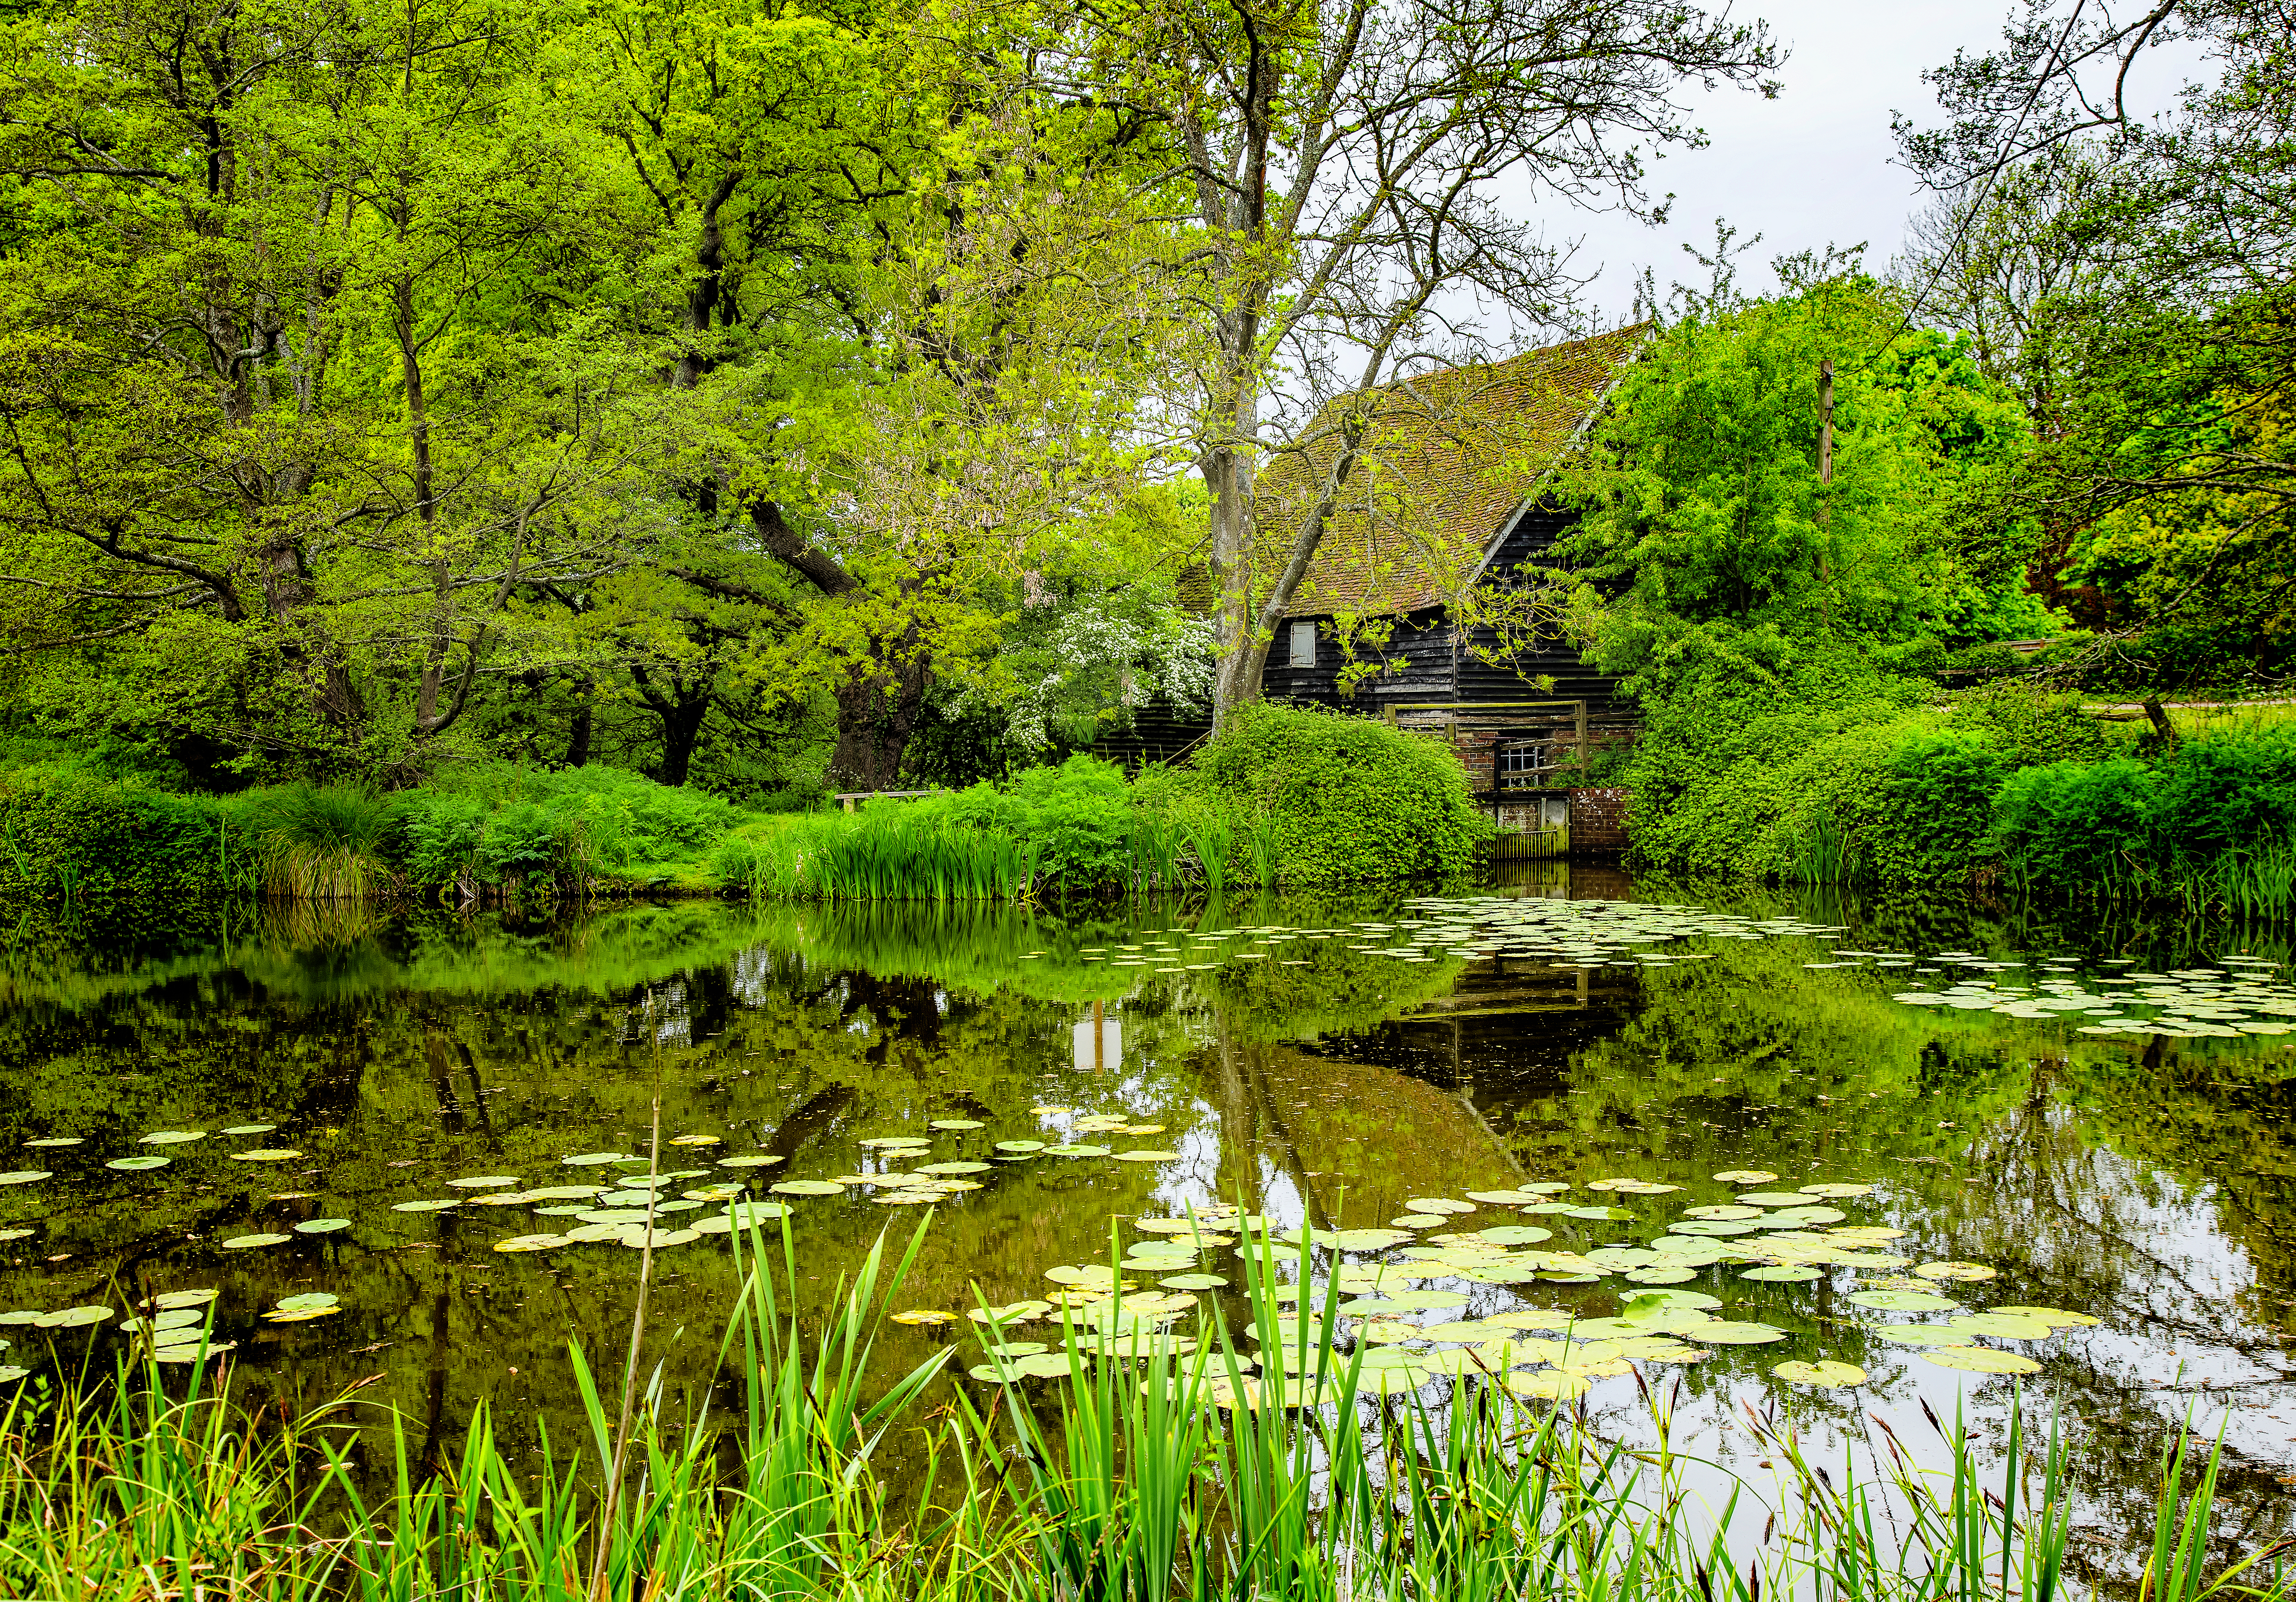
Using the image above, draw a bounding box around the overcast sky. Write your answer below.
[1548,0,2193,324]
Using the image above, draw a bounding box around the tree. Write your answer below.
[1555,278,2042,696]
[1895,0,2296,678]
[0,0,660,772]
[1016,0,1780,722]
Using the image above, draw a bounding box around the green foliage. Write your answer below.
[0,766,241,898]
[1559,282,2045,699]
[243,785,399,900]
[1185,705,1490,882]
[391,765,745,891]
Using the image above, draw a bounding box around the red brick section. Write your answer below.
[1568,788,1631,854]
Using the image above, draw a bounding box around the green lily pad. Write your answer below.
[0,1366,30,1382]
[993,1141,1045,1154]
[1474,1226,1554,1246]
[106,1155,170,1173]
[391,1200,461,1213]
[149,1290,216,1310]
[1948,1313,2058,1340]
[1323,1228,1412,1252]
[1920,1348,2041,1375]
[0,1229,28,1243]
[1159,1274,1226,1291]
[1390,1213,1446,1228]
[277,1293,338,1312]
[22,1138,81,1148]
[1847,1289,1958,1313]
[1670,1220,1757,1237]
[221,1125,277,1136]
[152,1342,236,1363]
[1773,1360,1865,1388]
[1566,1206,1635,1222]
[1684,1205,1764,1221]
[221,1233,291,1249]
[1760,1207,1846,1227]
[1742,1266,1822,1282]
[1403,1197,1476,1214]
[496,1234,569,1253]
[1714,1170,1779,1184]
[447,1175,521,1189]
[1462,1188,1560,1205]
[1689,1321,1788,1345]
[1043,1145,1112,1158]
[0,1171,51,1186]
[917,1161,993,1176]
[33,1305,113,1328]
[140,1132,206,1145]
[1797,1183,1874,1199]
[1113,1149,1183,1163]
[1623,1267,1699,1285]
[716,1155,784,1169]
[1990,1306,2100,1328]
[768,1181,846,1197]
[562,1152,634,1167]
[928,1119,984,1130]
[227,1150,303,1163]
[1871,1325,1975,1347]
[293,1218,352,1234]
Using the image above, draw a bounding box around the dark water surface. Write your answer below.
[4,873,2295,1558]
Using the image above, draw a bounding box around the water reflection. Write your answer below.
[0,877,2292,1567]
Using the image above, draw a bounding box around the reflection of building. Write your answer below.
[1073,1002,1120,1075]
[1255,328,1647,857]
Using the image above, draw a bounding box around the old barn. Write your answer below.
[1253,325,1646,855]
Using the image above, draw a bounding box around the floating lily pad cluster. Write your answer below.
[1891,959,2294,1039]
[949,1167,2088,1407]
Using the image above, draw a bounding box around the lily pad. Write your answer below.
[1473,1226,1554,1246]
[1623,1267,1699,1285]
[1159,1273,1226,1291]
[993,1141,1045,1154]
[34,1305,113,1329]
[1326,1228,1413,1252]
[277,1293,339,1312]
[1566,1205,1635,1222]
[1948,1313,2057,1340]
[293,1218,352,1234]
[221,1125,277,1136]
[562,1152,634,1167]
[928,1120,985,1130]
[1913,1261,1997,1283]
[1403,1197,1476,1214]
[227,1150,303,1163]
[149,1289,217,1310]
[1871,1325,1975,1347]
[140,1131,206,1145]
[769,1180,846,1197]
[107,1156,171,1171]
[392,1200,461,1213]
[1847,1289,1958,1312]
[1113,1149,1183,1163]
[1742,1266,1823,1283]
[447,1175,521,1189]
[618,1227,700,1249]
[1920,1348,2042,1375]
[668,1134,721,1146]
[1990,1306,2100,1328]
[1670,1220,1757,1238]
[1390,1213,1447,1228]
[917,1161,993,1176]
[0,1171,51,1186]
[1689,1321,1788,1346]
[1044,1145,1112,1158]
[1773,1360,1865,1388]
[1734,1192,1814,1208]
[221,1233,291,1249]
[494,1234,568,1253]
[1462,1188,1562,1205]
[1714,1170,1779,1184]
[152,1342,237,1363]
[22,1137,81,1148]
[717,1155,785,1169]
[1798,1183,1874,1199]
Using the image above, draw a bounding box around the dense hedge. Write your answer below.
[1179,703,1491,881]
[1622,659,2296,903]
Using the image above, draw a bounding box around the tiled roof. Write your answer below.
[1256,325,1648,619]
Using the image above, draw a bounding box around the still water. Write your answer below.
[2,871,2294,1558]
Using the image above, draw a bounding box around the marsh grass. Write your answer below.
[243,785,400,900]
[0,1221,2282,1602]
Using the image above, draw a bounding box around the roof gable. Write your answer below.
[1257,324,1646,619]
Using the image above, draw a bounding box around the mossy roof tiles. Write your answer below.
[1257,324,1647,619]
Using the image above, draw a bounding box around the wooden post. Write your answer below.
[1573,698,1588,777]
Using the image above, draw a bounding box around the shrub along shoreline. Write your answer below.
[1621,664,2296,918]
[0,705,1493,904]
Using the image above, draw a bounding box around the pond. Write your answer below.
[2,871,2294,1564]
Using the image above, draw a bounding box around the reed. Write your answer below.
[0,1222,2281,1602]
[242,784,399,901]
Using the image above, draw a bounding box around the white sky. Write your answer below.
[1545,0,2199,324]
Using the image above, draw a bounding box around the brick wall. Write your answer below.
[1568,787,1631,854]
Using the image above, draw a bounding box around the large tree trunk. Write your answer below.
[827,642,931,792]
[631,662,711,785]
